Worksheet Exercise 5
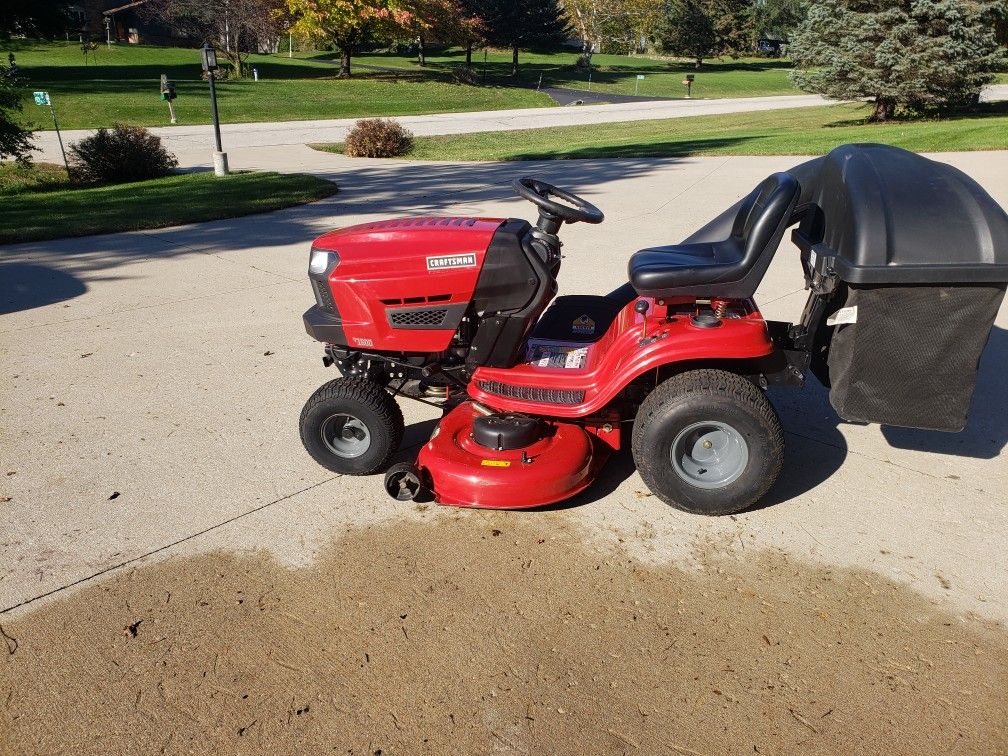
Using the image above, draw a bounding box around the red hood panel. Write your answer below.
[313,216,505,252]
[310,216,506,354]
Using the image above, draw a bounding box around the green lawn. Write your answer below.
[326,102,1008,161]
[6,40,553,130]
[0,165,338,244]
[0,160,68,194]
[358,49,798,99]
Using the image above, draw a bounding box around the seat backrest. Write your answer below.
[730,172,801,264]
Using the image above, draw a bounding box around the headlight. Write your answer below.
[309,248,337,275]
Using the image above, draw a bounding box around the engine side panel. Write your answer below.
[311,217,504,352]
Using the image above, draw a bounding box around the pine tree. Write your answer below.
[655,0,752,68]
[655,1,717,68]
[790,0,1006,121]
[753,0,807,41]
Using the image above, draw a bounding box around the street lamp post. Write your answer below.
[201,43,229,176]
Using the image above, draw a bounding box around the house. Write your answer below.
[72,0,190,44]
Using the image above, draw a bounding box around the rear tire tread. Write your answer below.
[632,369,784,515]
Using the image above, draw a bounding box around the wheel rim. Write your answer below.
[670,420,749,489]
[320,413,371,458]
[385,469,421,501]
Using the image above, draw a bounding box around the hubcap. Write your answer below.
[670,421,749,489]
[320,414,371,458]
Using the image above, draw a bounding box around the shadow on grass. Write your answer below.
[823,101,1008,129]
[504,135,758,160]
[22,61,435,84]
[352,51,793,91]
[0,172,337,246]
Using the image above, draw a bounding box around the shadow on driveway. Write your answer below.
[881,325,1008,459]
[0,156,675,276]
[0,263,87,314]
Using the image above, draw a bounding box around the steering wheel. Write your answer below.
[512,177,604,225]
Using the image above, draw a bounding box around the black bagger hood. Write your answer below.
[684,143,1008,280]
[685,144,1008,432]
[790,144,1008,284]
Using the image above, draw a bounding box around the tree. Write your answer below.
[144,0,285,78]
[752,0,807,40]
[0,0,76,38]
[610,0,664,55]
[655,0,750,68]
[456,8,486,68]
[565,0,662,66]
[713,0,754,54]
[995,14,1008,48]
[398,0,468,66]
[478,0,568,76]
[0,55,34,164]
[790,0,1007,121]
[566,0,621,66]
[656,1,714,68]
[287,0,404,77]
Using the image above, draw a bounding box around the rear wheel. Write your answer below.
[300,378,404,475]
[631,369,784,516]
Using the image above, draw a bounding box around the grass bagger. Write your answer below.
[298,144,1008,515]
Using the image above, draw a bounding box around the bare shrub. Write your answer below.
[69,124,178,184]
[343,119,414,158]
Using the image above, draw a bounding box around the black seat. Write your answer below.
[629,172,800,299]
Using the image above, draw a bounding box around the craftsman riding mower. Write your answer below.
[298,144,1008,515]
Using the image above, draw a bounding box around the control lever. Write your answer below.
[635,299,650,339]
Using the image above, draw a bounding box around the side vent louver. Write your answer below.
[477,381,585,405]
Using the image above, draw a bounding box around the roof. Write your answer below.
[103,0,152,16]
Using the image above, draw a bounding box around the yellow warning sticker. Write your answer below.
[481,459,511,468]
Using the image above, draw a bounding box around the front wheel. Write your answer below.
[300,378,404,475]
[631,369,784,516]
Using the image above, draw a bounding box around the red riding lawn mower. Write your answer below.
[299,145,1008,515]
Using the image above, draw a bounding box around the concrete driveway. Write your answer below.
[1,151,1006,626]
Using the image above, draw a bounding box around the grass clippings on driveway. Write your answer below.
[1,514,1005,753]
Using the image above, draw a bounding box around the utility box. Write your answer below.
[793,145,1008,431]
